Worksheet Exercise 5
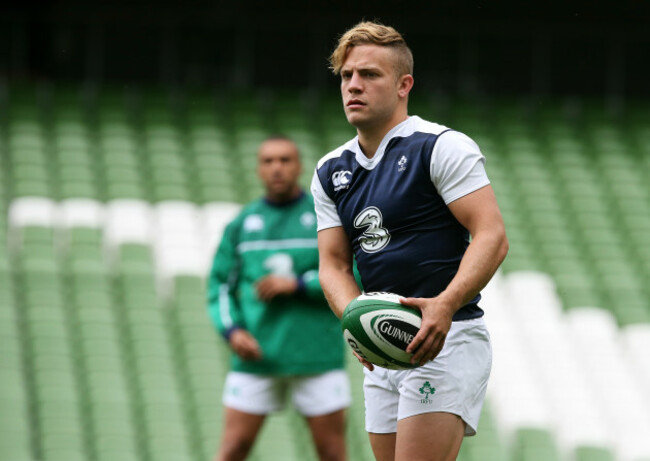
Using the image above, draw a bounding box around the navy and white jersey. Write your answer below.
[311,116,490,321]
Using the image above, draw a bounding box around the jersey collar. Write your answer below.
[353,116,419,170]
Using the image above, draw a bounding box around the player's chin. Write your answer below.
[344,110,367,125]
[267,182,292,196]
[347,112,377,130]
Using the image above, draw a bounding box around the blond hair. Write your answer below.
[329,21,413,76]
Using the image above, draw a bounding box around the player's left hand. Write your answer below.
[255,275,298,301]
[399,296,454,366]
[352,350,374,371]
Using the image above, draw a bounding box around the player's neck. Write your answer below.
[357,112,408,159]
[265,185,303,205]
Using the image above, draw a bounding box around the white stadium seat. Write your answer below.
[152,201,206,293]
[103,200,153,267]
[7,196,58,250]
[621,324,650,391]
[8,196,57,227]
[104,199,153,246]
[202,201,242,256]
[59,198,104,228]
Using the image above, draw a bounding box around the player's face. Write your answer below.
[340,44,405,131]
[257,139,302,201]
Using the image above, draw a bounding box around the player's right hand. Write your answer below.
[229,329,263,361]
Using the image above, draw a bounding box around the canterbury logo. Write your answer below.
[332,170,352,191]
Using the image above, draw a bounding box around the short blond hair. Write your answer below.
[329,21,413,76]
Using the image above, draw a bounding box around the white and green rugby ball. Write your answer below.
[342,292,422,370]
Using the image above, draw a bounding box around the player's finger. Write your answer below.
[353,351,374,371]
[418,334,445,366]
[406,323,430,353]
[247,339,262,355]
[244,345,262,360]
[410,331,434,363]
[406,330,424,354]
[256,286,273,301]
[399,297,423,309]
[358,356,373,370]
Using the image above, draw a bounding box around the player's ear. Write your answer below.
[397,74,414,98]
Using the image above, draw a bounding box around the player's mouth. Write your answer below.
[346,99,366,109]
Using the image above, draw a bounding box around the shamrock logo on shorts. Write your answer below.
[419,381,436,403]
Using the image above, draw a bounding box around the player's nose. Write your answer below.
[347,72,363,91]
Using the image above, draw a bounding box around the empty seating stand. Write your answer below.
[1,83,650,461]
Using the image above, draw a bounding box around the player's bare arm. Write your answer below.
[317,226,362,318]
[403,184,508,365]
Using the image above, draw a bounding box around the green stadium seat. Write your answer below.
[0,317,20,349]
[40,442,86,461]
[153,183,192,202]
[104,165,143,186]
[574,445,615,461]
[76,305,114,324]
[106,182,147,200]
[81,337,123,359]
[73,290,114,310]
[87,406,132,443]
[118,243,154,267]
[151,168,188,189]
[0,431,32,461]
[512,427,561,461]
[96,450,141,461]
[57,164,96,184]
[67,226,103,248]
[0,372,28,405]
[59,180,100,200]
[87,375,131,404]
[55,146,92,165]
[12,163,50,183]
[173,274,204,296]
[11,179,53,197]
[100,147,140,168]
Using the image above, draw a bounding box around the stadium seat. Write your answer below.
[104,200,153,261]
[8,196,57,228]
[202,201,243,254]
[152,201,206,281]
[58,199,106,256]
[621,324,650,392]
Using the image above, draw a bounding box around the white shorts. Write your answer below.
[363,317,492,436]
[223,369,351,417]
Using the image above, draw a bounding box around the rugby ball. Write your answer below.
[341,292,422,370]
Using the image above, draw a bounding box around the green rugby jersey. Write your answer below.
[207,192,345,375]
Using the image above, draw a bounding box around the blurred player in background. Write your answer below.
[312,21,508,461]
[208,136,350,461]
